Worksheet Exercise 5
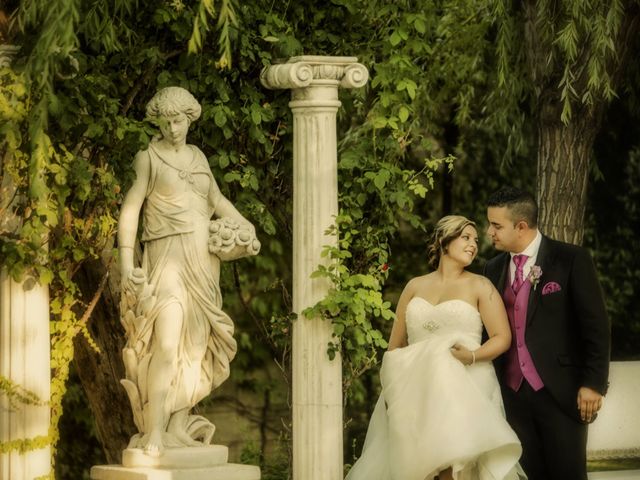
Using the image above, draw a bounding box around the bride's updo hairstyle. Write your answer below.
[145,86,202,123]
[427,215,476,269]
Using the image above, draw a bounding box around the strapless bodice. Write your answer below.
[405,297,482,345]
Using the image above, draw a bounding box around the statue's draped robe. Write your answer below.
[125,142,236,444]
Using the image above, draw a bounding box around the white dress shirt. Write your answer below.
[509,230,543,284]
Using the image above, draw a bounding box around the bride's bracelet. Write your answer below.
[470,350,476,365]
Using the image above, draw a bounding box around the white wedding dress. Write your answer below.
[346,297,525,480]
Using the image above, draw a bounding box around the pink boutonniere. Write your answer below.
[528,265,543,290]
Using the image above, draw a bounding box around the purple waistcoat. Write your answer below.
[503,279,544,392]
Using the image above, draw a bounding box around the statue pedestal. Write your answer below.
[90,463,260,480]
[91,446,260,480]
[122,445,229,468]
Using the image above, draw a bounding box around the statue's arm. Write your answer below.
[118,150,151,279]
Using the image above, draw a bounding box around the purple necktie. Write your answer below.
[512,254,528,293]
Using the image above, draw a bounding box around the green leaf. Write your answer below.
[372,116,387,128]
[39,269,54,285]
[389,31,402,46]
[374,169,391,190]
[250,106,262,125]
[84,123,104,139]
[405,80,417,100]
[398,106,409,123]
[214,110,227,127]
[218,152,229,169]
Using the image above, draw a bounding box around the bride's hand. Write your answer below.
[450,343,474,365]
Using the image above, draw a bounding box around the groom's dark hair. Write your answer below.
[487,186,538,228]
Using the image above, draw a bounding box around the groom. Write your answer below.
[483,186,610,480]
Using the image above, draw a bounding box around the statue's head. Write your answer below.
[145,87,202,124]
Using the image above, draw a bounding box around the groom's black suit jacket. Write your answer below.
[484,235,610,422]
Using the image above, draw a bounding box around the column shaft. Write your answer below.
[291,91,343,480]
[0,269,51,480]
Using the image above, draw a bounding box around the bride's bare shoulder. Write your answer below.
[409,272,435,285]
[402,273,434,293]
[465,272,497,296]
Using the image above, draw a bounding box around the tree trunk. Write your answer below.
[536,112,598,245]
[524,2,640,245]
[73,256,135,464]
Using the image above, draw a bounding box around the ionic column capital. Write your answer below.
[260,55,369,90]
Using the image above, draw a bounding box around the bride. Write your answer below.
[346,215,525,480]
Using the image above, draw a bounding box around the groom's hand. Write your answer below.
[577,386,603,423]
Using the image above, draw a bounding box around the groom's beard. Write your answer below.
[490,238,501,249]
[491,240,508,252]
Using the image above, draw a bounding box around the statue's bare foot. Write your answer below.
[144,430,164,457]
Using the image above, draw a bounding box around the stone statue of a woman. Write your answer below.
[117,87,259,457]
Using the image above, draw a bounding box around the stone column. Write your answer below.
[261,56,368,480]
[0,89,51,480]
[0,271,51,480]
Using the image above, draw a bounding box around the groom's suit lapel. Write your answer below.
[495,252,510,292]
[526,235,554,325]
